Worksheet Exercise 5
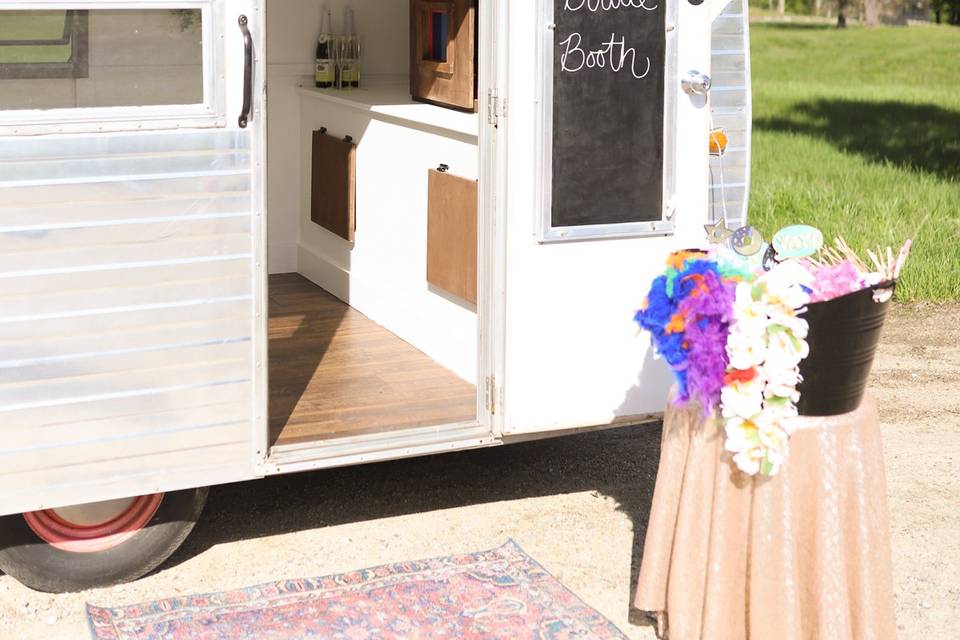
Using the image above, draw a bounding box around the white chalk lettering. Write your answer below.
[560,32,651,79]
[564,0,658,12]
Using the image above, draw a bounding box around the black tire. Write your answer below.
[0,487,208,593]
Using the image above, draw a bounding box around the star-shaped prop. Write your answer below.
[704,219,733,244]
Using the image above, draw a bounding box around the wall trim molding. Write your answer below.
[297,242,477,383]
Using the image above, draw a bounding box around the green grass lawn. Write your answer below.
[748,22,960,302]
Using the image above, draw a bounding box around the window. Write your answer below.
[0,10,88,80]
[0,8,205,113]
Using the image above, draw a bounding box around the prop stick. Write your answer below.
[877,245,890,279]
[822,245,845,266]
[831,239,849,266]
[866,248,885,275]
[893,239,912,279]
[836,236,870,272]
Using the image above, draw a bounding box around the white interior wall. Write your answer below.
[298,102,479,381]
[267,0,478,381]
[266,0,409,274]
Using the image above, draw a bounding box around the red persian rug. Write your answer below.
[86,540,628,639]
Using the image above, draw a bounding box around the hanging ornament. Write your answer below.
[709,128,729,157]
[704,219,733,244]
[731,226,764,256]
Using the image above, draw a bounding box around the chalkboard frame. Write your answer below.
[535,0,679,243]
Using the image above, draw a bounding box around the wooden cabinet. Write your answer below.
[310,129,356,242]
[427,168,477,305]
[410,0,476,112]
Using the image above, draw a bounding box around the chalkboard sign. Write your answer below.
[548,0,667,231]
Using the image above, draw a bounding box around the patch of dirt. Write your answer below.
[869,304,960,636]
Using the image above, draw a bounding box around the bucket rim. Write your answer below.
[803,279,896,310]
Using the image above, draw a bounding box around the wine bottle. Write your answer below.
[315,8,334,89]
[341,9,361,88]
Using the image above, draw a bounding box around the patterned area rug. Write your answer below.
[87,540,628,639]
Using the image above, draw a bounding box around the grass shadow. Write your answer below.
[754,98,960,180]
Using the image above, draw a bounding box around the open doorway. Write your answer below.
[267,273,477,446]
[264,0,488,453]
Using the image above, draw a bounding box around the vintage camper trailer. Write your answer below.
[0,0,750,592]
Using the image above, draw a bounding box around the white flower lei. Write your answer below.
[721,261,812,476]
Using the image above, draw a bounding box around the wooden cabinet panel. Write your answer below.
[410,0,476,111]
[311,129,356,242]
[427,168,477,305]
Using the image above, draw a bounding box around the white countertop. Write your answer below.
[297,79,480,139]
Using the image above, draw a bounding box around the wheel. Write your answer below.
[0,487,208,593]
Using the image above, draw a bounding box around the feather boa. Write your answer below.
[635,251,743,413]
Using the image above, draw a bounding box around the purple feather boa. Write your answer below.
[676,270,737,413]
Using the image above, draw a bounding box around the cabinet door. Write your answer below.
[427,169,478,305]
[410,0,476,111]
[311,130,356,242]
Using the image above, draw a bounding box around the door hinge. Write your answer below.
[486,376,498,415]
[487,89,504,128]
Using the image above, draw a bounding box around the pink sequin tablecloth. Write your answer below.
[634,391,897,640]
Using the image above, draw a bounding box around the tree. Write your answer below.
[929,0,960,23]
[837,0,850,26]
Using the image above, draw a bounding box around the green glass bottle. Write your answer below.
[314,9,334,89]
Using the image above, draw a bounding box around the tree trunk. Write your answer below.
[863,0,880,25]
[777,0,786,14]
[837,11,847,26]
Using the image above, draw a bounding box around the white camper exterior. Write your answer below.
[0,0,750,591]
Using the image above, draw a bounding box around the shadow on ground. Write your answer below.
[755,99,960,179]
[164,424,663,620]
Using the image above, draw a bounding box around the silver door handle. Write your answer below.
[238,15,253,128]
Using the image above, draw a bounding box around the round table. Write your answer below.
[634,391,897,640]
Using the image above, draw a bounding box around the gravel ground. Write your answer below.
[0,303,957,639]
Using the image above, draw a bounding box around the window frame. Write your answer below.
[0,0,225,136]
[534,0,680,242]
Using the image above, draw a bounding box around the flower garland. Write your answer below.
[721,261,812,476]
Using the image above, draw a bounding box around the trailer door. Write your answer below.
[498,1,713,436]
[0,1,266,515]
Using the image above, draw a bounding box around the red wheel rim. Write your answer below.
[23,493,164,553]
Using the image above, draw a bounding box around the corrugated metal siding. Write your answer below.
[0,129,257,515]
[711,0,752,228]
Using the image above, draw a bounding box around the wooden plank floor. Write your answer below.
[268,274,477,447]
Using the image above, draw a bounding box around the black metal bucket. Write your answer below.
[796,281,895,416]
